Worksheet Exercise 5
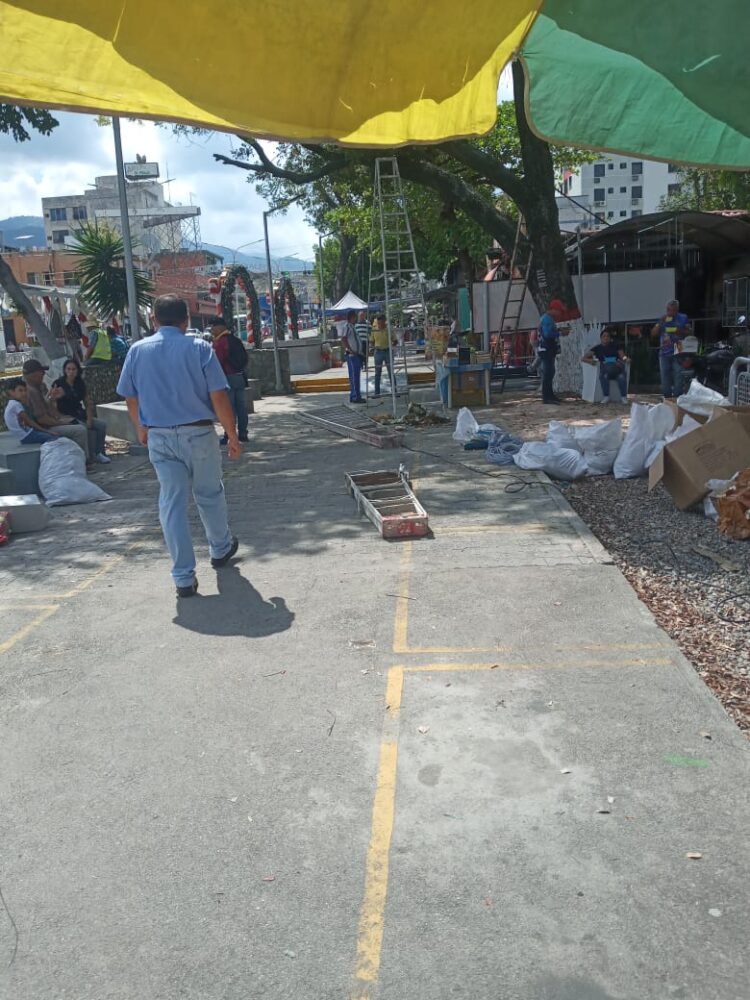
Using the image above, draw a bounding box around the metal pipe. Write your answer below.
[263,210,284,394]
[318,234,327,337]
[112,116,141,340]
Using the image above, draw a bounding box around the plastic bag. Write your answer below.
[676,380,729,417]
[574,418,623,476]
[514,441,588,480]
[703,475,738,521]
[452,407,479,442]
[613,403,676,479]
[38,439,111,506]
[547,421,582,453]
[486,430,523,466]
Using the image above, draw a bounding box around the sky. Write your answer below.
[0,112,318,260]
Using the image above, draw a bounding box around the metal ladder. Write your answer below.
[491,215,533,365]
[368,157,428,416]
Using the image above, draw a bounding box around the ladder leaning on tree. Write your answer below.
[491,215,533,364]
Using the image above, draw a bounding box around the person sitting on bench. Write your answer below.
[3,378,58,444]
[583,329,629,404]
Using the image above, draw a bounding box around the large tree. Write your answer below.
[660,168,750,213]
[0,105,64,357]
[215,63,592,314]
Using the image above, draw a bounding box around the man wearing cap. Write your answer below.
[117,294,241,597]
[22,359,91,457]
[536,299,569,405]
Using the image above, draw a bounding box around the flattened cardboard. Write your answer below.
[648,408,750,510]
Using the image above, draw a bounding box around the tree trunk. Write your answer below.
[511,61,578,317]
[0,254,66,359]
[456,246,476,287]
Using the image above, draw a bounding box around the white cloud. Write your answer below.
[0,111,317,258]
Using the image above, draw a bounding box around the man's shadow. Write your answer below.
[172,564,294,637]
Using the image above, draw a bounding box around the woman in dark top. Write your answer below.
[52,358,110,464]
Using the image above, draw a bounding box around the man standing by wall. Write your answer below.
[22,359,91,458]
[117,295,240,597]
[342,309,364,404]
[536,299,568,405]
[209,316,250,444]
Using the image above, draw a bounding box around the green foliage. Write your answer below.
[70,222,152,320]
[0,104,58,142]
[221,265,261,343]
[476,100,596,174]
[660,168,750,212]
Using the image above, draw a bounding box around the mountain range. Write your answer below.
[0,216,313,272]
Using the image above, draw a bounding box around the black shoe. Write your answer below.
[542,399,561,405]
[350,399,366,405]
[219,435,228,446]
[176,577,199,597]
[211,536,239,569]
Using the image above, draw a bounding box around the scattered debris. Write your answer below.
[560,768,572,775]
[284,949,297,958]
[690,543,741,572]
[417,725,430,735]
[263,669,287,678]
[326,710,336,738]
[708,908,722,918]
[700,731,712,740]
[262,875,276,882]
[350,639,376,649]
[714,468,750,540]
[229,796,238,803]
[597,808,611,815]
[607,796,615,804]
[372,402,449,429]
[686,852,703,860]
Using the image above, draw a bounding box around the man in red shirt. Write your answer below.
[209,317,249,443]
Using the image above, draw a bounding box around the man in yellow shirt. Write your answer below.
[371,313,393,397]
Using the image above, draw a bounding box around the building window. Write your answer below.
[593,164,605,178]
[607,163,614,170]
[607,187,614,194]
[593,189,605,204]
[619,162,627,169]
[632,162,643,176]
[26,272,40,285]
[668,183,682,196]
[619,186,627,193]
[52,230,69,244]
[632,185,643,199]
[619,211,627,217]
[607,212,614,219]
[72,206,87,221]
[62,271,78,284]
[632,210,642,218]
[49,207,67,221]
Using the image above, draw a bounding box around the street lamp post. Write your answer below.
[112,116,141,340]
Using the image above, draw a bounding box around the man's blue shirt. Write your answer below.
[117,327,228,426]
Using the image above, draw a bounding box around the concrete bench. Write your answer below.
[0,467,14,493]
[0,433,42,494]
[98,391,257,445]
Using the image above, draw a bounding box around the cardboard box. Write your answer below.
[649,408,750,509]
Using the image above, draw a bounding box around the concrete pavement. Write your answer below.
[1,393,748,1000]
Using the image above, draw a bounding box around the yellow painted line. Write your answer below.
[352,666,403,997]
[0,605,60,655]
[405,657,672,674]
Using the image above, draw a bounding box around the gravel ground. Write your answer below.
[559,475,750,734]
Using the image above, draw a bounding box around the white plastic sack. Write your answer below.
[574,418,623,476]
[547,421,582,453]
[645,414,703,468]
[514,441,588,481]
[452,407,479,442]
[613,403,676,479]
[38,439,111,506]
[676,380,729,417]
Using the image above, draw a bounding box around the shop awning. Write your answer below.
[1,1,748,165]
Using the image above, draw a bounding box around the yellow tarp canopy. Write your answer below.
[0,0,541,145]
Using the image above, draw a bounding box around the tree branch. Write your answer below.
[440,141,528,212]
[214,142,347,186]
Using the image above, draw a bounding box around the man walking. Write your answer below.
[117,294,240,597]
[209,316,250,443]
[342,309,364,403]
[22,359,91,458]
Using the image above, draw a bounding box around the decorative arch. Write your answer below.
[273,275,299,340]
[221,265,262,346]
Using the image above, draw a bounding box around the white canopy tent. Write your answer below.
[330,291,368,312]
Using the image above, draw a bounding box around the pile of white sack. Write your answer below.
[453,381,731,483]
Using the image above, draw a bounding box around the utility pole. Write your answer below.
[263,210,283,394]
[112,116,142,340]
[318,234,327,337]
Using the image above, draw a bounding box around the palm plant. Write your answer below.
[70,221,152,322]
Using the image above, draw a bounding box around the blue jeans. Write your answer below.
[21,429,57,444]
[147,425,233,588]
[659,354,682,398]
[346,353,363,401]
[226,372,249,439]
[599,367,628,399]
[374,348,391,395]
